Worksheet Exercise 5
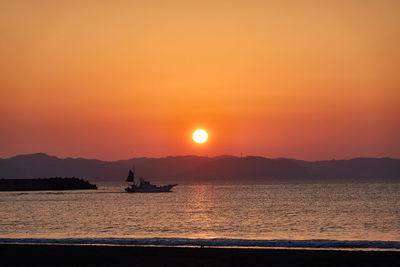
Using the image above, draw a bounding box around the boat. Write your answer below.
[124,168,177,193]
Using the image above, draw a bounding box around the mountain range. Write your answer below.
[1,153,399,182]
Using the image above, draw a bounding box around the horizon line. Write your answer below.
[1,152,398,162]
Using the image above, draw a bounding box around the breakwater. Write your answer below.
[0,177,97,191]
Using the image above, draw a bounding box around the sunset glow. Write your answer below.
[0,1,399,160]
[1,2,400,262]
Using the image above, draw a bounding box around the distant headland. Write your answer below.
[0,177,97,191]
[0,153,399,182]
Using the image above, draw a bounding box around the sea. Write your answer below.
[1,181,399,250]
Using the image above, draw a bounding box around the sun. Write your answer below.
[193,129,208,144]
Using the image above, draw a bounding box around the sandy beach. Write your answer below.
[1,243,399,267]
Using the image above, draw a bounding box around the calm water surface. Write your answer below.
[1,182,399,248]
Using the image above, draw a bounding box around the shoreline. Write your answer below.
[1,237,399,251]
[1,243,399,266]
[2,242,400,252]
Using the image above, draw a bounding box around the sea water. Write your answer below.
[0,182,399,250]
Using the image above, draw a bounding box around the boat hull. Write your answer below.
[125,184,177,193]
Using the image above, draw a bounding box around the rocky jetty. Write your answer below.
[0,177,97,191]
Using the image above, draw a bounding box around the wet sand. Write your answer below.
[1,243,399,266]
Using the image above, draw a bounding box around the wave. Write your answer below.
[1,237,399,250]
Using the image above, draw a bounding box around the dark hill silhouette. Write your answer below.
[297,158,400,180]
[0,153,399,182]
[186,157,309,180]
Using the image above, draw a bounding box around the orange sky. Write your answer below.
[1,1,399,160]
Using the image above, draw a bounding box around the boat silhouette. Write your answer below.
[124,168,177,193]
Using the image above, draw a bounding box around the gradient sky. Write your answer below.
[1,0,399,160]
